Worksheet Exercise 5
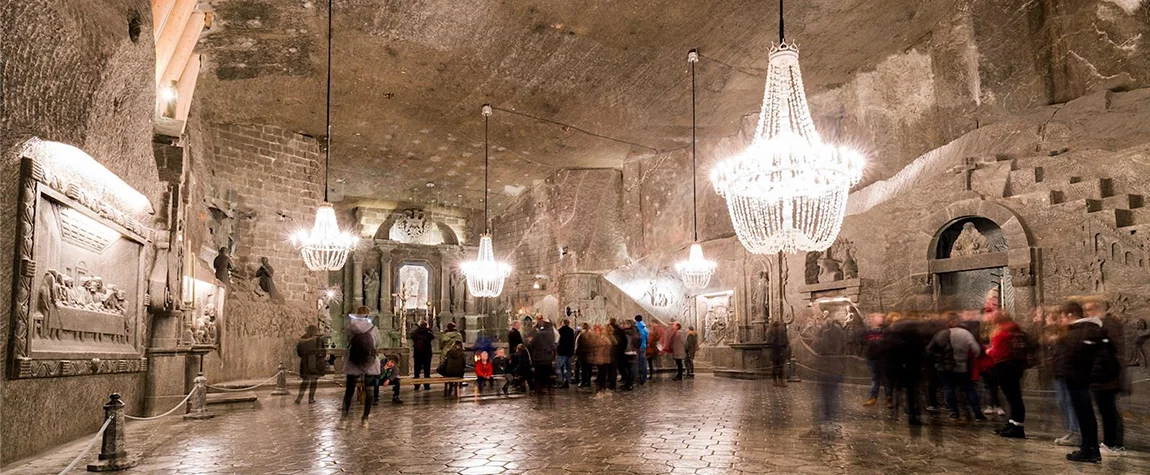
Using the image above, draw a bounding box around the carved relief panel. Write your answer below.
[9,155,151,378]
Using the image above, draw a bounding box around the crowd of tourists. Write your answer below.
[294,307,699,429]
[853,295,1129,464]
[296,296,1132,464]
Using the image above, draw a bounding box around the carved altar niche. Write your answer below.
[10,151,152,379]
[799,238,861,305]
[697,291,734,346]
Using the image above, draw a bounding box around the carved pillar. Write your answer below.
[377,242,395,313]
[350,251,364,310]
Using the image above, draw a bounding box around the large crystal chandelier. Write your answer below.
[711,0,864,255]
[292,0,357,271]
[675,49,716,291]
[461,105,512,297]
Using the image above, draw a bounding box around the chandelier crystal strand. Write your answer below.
[462,104,512,298]
[675,49,716,290]
[711,0,863,255]
[293,0,356,271]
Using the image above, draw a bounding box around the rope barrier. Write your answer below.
[57,416,112,475]
[124,389,195,421]
[793,362,873,381]
[206,370,283,392]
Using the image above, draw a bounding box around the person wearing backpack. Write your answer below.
[927,313,987,421]
[1083,299,1127,455]
[341,307,380,429]
[986,310,1029,438]
[1060,301,1122,463]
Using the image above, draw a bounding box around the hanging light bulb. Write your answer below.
[675,49,717,291]
[461,104,512,297]
[293,0,356,271]
[711,0,864,255]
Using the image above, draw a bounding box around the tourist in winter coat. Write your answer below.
[685,327,699,379]
[1084,299,1127,455]
[670,323,687,380]
[409,321,435,390]
[611,319,630,390]
[556,320,576,388]
[1060,301,1121,463]
[440,341,467,396]
[511,343,534,392]
[635,315,650,385]
[295,325,327,404]
[883,315,927,425]
[860,313,890,405]
[474,351,494,392]
[589,325,614,391]
[575,324,594,387]
[529,318,558,393]
[341,307,379,429]
[646,323,661,378]
[926,313,986,420]
[766,320,790,386]
[439,322,463,354]
[986,311,1027,438]
[492,347,511,395]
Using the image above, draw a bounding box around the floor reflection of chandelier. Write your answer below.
[711,0,864,255]
[675,49,716,291]
[461,104,511,297]
[293,0,356,271]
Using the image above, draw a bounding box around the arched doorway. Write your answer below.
[932,217,1011,313]
[922,199,1038,316]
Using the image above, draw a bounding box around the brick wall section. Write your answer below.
[197,123,327,382]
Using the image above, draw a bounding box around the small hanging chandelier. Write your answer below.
[711,0,864,255]
[292,0,357,271]
[461,105,511,297]
[675,49,716,291]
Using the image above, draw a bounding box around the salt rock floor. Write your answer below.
[6,375,1148,474]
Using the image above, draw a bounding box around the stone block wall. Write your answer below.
[187,122,328,383]
[0,0,160,464]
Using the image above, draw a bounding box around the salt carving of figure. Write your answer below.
[213,247,234,286]
[64,276,84,308]
[951,222,989,257]
[36,272,58,339]
[256,257,284,303]
[103,286,126,314]
[364,270,379,310]
[88,277,109,311]
[751,271,769,322]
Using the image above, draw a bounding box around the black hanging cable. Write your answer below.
[778,0,785,43]
[689,49,699,243]
[483,104,491,234]
[323,0,333,202]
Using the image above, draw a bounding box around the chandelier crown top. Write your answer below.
[769,40,800,55]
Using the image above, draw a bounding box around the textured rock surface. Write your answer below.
[0,0,159,464]
[190,0,1150,210]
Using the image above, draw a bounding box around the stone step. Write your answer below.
[205,391,259,412]
[1049,178,1114,204]
[1005,167,1043,197]
[1099,193,1145,210]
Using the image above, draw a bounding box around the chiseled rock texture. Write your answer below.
[0,0,159,465]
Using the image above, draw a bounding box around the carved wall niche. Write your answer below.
[9,154,151,378]
[697,291,734,346]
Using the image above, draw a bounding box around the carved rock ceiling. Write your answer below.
[195,0,957,211]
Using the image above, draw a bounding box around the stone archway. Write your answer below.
[917,199,1039,316]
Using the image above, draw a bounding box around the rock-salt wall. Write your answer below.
[0,0,160,464]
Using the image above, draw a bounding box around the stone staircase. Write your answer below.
[995,153,1150,244]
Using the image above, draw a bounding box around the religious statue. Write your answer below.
[448,267,466,314]
[35,272,58,339]
[363,269,380,311]
[213,247,234,286]
[255,256,284,303]
[750,270,769,323]
[817,253,843,283]
[842,249,858,279]
[951,222,990,257]
[316,297,334,336]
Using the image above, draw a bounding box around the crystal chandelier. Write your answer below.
[461,105,511,297]
[675,49,716,291]
[711,0,864,255]
[292,0,357,271]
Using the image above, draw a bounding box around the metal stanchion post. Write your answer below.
[786,356,802,382]
[86,393,137,471]
[271,363,289,395]
[183,373,215,420]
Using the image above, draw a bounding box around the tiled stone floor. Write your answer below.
[5,375,1148,474]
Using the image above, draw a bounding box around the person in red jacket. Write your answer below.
[475,350,494,392]
[986,310,1027,439]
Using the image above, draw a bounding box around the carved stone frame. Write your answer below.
[915,199,1039,316]
[8,156,151,378]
